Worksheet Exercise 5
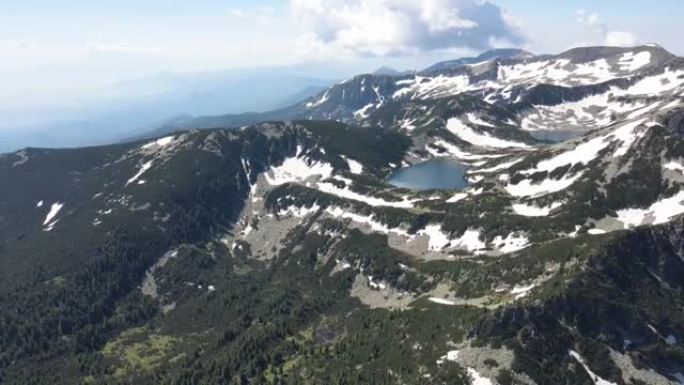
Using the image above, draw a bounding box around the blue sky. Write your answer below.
[0,0,682,130]
[496,0,683,54]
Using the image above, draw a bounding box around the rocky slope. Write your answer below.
[1,45,684,385]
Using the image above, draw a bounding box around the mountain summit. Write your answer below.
[422,48,535,72]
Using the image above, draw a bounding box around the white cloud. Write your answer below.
[291,0,524,56]
[421,0,478,32]
[606,31,637,46]
[576,10,604,31]
[576,9,637,47]
[229,9,246,18]
[228,6,276,24]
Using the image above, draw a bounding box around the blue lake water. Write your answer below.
[528,130,581,143]
[387,158,469,191]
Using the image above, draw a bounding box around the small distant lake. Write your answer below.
[387,158,469,191]
[528,130,581,143]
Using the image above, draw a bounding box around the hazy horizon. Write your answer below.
[1,0,683,149]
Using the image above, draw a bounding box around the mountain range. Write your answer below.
[1,44,684,385]
[0,70,334,153]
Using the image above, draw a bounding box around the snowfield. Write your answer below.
[414,225,525,255]
[615,190,684,228]
[506,118,652,198]
[393,74,471,100]
[418,224,451,251]
[621,68,684,96]
[497,58,619,88]
[617,51,651,72]
[522,118,647,175]
[265,150,333,185]
[452,229,487,253]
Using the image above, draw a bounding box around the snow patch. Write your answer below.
[265,148,333,185]
[466,113,495,127]
[511,283,536,299]
[278,204,321,218]
[512,201,563,217]
[325,206,411,237]
[467,368,494,385]
[569,350,618,385]
[623,68,684,96]
[354,103,374,119]
[617,51,651,72]
[436,350,460,364]
[393,75,470,100]
[446,119,531,149]
[427,139,508,161]
[471,158,522,174]
[499,58,617,88]
[306,90,330,108]
[317,182,414,208]
[428,297,456,306]
[507,119,649,198]
[142,135,175,149]
[126,160,153,186]
[342,156,364,174]
[664,161,684,172]
[615,190,684,228]
[42,202,64,231]
[418,224,451,251]
[435,351,493,384]
[417,225,487,254]
[453,229,487,253]
[446,193,468,203]
[492,232,530,253]
[506,173,583,198]
[367,276,387,290]
[521,119,647,176]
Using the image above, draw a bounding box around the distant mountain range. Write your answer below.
[147,45,676,138]
[0,70,333,153]
[422,48,535,72]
